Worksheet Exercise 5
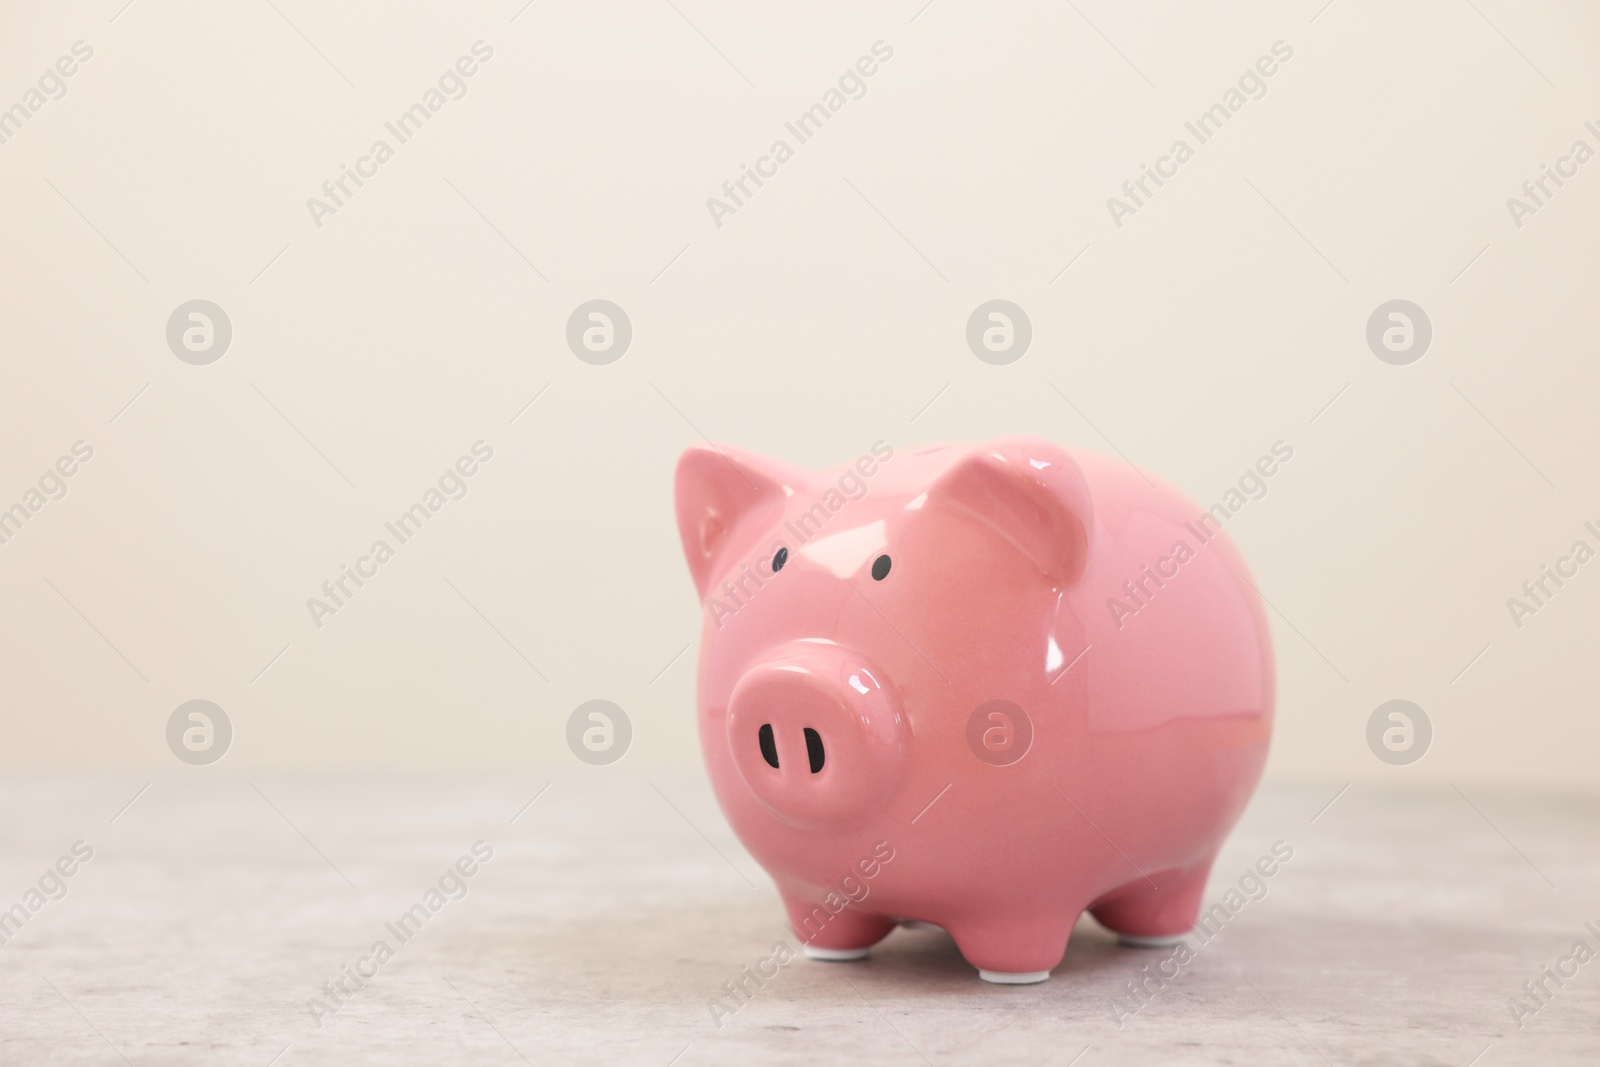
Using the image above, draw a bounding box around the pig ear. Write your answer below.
[926,437,1093,583]
[674,444,798,599]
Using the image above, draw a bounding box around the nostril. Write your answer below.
[758,723,779,768]
[804,728,825,774]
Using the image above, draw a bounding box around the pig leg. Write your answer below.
[782,893,896,961]
[1089,861,1213,946]
[945,910,1078,983]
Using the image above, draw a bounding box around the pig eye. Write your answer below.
[871,554,891,581]
[772,547,788,573]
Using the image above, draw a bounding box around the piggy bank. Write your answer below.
[673,436,1273,983]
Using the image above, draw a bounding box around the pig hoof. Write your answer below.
[978,969,1051,985]
[803,946,870,962]
[1118,933,1188,948]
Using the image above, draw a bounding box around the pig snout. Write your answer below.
[726,641,909,831]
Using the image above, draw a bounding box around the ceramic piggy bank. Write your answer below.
[673,436,1273,983]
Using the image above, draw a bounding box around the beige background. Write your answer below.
[0,0,1596,790]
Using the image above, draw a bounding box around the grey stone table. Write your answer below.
[1,774,1596,1065]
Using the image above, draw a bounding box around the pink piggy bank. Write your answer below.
[674,436,1273,983]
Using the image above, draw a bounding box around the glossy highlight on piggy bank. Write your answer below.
[674,436,1274,983]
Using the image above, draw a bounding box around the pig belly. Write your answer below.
[1068,463,1274,879]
